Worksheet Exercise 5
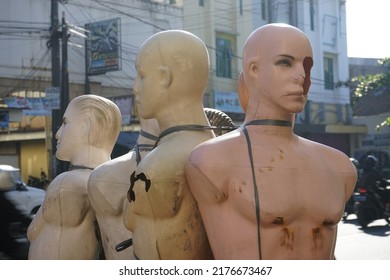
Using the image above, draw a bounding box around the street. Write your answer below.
[2,213,389,260]
[335,214,390,259]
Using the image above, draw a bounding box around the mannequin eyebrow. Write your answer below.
[277,54,295,60]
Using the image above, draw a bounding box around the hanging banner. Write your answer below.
[110,95,132,125]
[24,98,51,116]
[0,111,9,129]
[214,91,243,113]
[44,87,60,110]
[85,18,121,75]
[3,97,31,109]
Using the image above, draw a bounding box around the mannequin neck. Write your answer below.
[69,146,111,169]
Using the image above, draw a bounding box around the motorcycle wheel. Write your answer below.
[356,205,370,228]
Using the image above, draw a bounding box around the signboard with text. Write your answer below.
[85,18,121,75]
[110,95,132,125]
[214,91,243,113]
[44,87,60,110]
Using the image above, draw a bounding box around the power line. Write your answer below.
[0,48,51,98]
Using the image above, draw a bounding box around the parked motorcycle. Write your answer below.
[353,155,390,228]
[353,184,390,228]
[343,194,358,220]
[343,157,360,220]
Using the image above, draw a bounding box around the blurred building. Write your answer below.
[183,0,366,156]
[0,0,183,180]
[0,0,366,180]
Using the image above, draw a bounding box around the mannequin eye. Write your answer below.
[276,59,292,67]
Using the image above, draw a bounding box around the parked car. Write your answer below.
[0,164,46,259]
[0,164,45,217]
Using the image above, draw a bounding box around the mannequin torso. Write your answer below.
[186,24,357,260]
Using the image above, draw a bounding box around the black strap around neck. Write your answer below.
[241,125,262,260]
[139,130,159,141]
[69,165,94,171]
[153,124,213,148]
[240,119,291,260]
[244,119,292,128]
[133,130,158,165]
[133,143,155,165]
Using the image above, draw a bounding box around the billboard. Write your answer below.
[110,95,133,125]
[214,91,243,113]
[85,18,121,75]
[3,97,51,116]
[44,87,60,110]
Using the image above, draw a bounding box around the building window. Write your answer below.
[324,56,334,90]
[288,0,298,26]
[216,37,233,78]
[310,0,315,31]
[261,0,268,21]
[239,0,243,15]
[199,0,204,6]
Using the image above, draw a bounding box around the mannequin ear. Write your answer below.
[237,72,249,113]
[246,59,258,80]
[158,65,172,88]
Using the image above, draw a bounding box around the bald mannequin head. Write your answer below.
[55,94,121,164]
[241,23,313,119]
[135,30,210,120]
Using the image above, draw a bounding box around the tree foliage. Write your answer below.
[349,57,390,129]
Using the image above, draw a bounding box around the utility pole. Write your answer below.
[50,0,62,179]
[61,12,69,118]
[50,0,69,177]
[85,31,90,94]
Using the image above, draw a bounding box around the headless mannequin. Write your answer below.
[87,117,159,259]
[123,30,214,260]
[27,95,121,259]
[186,24,357,260]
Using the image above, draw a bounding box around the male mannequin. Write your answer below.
[123,30,214,260]
[88,116,159,259]
[186,23,357,260]
[27,94,121,259]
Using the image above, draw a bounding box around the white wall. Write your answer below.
[306,0,350,105]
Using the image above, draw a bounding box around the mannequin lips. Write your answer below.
[286,91,305,97]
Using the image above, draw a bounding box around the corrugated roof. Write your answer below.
[354,88,390,116]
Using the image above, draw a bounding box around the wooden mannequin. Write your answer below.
[27,94,121,259]
[88,116,159,259]
[123,30,214,260]
[186,23,357,260]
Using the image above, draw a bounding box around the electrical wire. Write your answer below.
[0,48,51,98]
[0,0,342,98]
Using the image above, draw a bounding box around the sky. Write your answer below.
[346,0,390,59]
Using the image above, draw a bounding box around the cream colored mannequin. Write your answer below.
[123,30,214,260]
[186,23,357,260]
[27,94,121,259]
[87,116,159,260]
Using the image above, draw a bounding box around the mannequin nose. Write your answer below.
[291,67,305,80]
[55,125,63,140]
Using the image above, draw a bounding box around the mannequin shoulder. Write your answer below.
[55,170,92,189]
[189,129,243,158]
[89,152,136,184]
[299,137,357,174]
